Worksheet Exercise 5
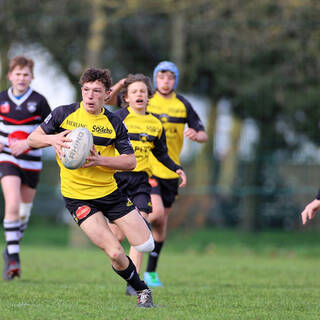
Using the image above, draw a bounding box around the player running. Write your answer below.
[143,61,208,287]
[27,68,154,308]
[108,73,186,295]
[0,56,51,281]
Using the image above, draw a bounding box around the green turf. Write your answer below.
[1,226,320,319]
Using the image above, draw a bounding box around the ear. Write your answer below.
[124,94,129,103]
[104,89,112,100]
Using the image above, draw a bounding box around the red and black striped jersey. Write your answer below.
[0,87,51,171]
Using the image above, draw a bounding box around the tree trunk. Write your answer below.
[192,98,216,187]
[217,116,243,193]
[239,121,268,231]
[85,0,107,68]
[0,45,9,91]
[170,10,186,72]
[69,0,107,247]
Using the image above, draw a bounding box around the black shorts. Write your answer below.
[149,176,179,208]
[115,171,152,214]
[63,188,136,226]
[0,162,40,189]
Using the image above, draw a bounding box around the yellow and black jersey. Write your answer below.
[147,91,205,179]
[115,107,180,176]
[40,102,134,200]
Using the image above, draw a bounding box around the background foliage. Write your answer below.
[1,0,320,230]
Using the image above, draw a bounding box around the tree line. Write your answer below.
[1,0,320,230]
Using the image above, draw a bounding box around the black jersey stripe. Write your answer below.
[151,113,186,124]
[1,150,41,161]
[128,133,157,142]
[93,136,115,146]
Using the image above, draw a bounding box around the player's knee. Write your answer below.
[107,247,124,261]
[134,234,155,253]
[19,202,33,223]
[150,214,164,228]
[152,206,164,218]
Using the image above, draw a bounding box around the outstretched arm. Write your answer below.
[301,199,320,224]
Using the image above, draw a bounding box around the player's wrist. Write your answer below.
[25,137,31,149]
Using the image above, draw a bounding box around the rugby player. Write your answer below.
[27,68,154,308]
[108,73,186,295]
[0,56,51,280]
[144,61,208,287]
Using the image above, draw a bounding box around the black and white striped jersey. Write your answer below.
[0,87,51,171]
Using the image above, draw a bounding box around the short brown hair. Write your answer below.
[9,56,34,74]
[79,68,112,90]
[120,73,154,107]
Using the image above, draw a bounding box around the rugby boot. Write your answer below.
[3,248,20,281]
[144,272,163,287]
[137,288,153,308]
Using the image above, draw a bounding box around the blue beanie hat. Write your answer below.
[153,61,179,90]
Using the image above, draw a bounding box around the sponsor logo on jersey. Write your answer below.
[27,101,37,113]
[146,125,159,134]
[0,101,10,114]
[134,145,152,155]
[75,205,91,219]
[92,124,113,134]
[166,127,178,137]
[66,120,86,128]
[159,114,169,123]
[139,132,148,142]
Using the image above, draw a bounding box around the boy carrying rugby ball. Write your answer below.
[28,68,155,308]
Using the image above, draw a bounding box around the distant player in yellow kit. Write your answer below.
[108,73,186,295]
[144,61,208,287]
[109,61,208,287]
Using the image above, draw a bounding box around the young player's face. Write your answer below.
[81,81,110,114]
[156,71,175,96]
[8,66,33,96]
[125,81,148,114]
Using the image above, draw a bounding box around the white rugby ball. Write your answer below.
[61,127,93,170]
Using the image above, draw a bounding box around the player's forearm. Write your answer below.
[107,78,126,106]
[27,127,53,148]
[196,130,208,143]
[100,153,136,170]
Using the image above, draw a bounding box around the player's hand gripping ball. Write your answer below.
[61,127,93,169]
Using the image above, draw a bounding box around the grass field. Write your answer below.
[1,225,320,319]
